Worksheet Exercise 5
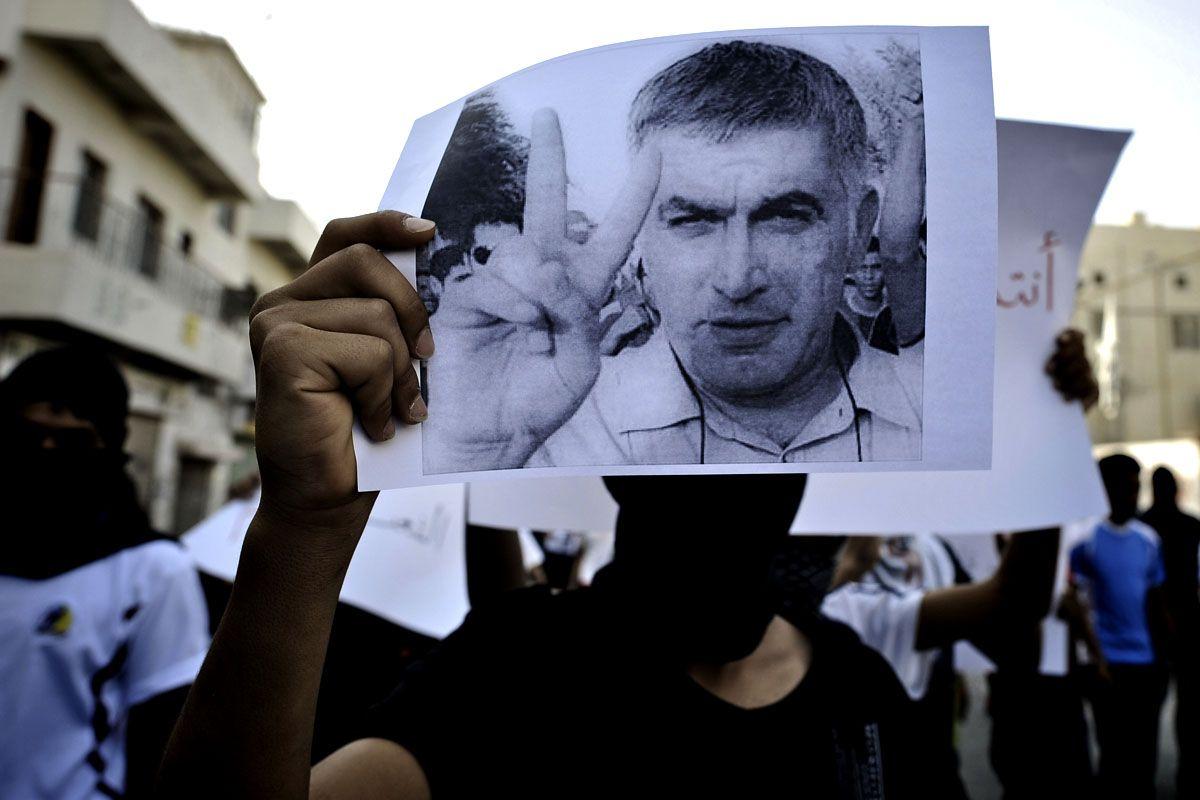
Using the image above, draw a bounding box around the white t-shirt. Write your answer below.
[821,534,959,700]
[0,540,209,799]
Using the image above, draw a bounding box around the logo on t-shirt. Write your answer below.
[36,604,73,636]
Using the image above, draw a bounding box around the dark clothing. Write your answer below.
[1140,503,1200,795]
[1089,662,1169,800]
[987,672,1094,799]
[1140,504,1200,658]
[364,585,922,799]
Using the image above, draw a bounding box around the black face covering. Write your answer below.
[0,446,154,579]
[595,475,835,665]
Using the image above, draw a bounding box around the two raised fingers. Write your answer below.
[521,108,661,308]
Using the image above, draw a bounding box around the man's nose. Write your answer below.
[713,220,767,301]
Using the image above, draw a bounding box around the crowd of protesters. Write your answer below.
[3,281,1195,800]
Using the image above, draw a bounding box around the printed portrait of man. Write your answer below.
[420,38,926,472]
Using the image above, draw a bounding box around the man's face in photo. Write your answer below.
[854,262,884,302]
[639,127,875,399]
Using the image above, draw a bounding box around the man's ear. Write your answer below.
[854,188,880,255]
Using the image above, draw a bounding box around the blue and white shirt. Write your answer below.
[1069,518,1165,665]
[0,540,209,799]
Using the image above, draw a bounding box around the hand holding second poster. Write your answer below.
[793,120,1129,534]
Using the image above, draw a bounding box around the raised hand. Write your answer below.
[1045,328,1099,409]
[248,211,435,530]
[426,108,660,471]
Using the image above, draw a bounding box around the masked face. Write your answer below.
[0,407,148,578]
[601,475,813,664]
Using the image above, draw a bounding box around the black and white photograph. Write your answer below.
[418,33,927,473]
[360,26,998,486]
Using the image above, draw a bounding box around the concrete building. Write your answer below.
[0,0,317,533]
[1074,213,1200,446]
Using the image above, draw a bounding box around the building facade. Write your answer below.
[1074,213,1200,447]
[0,0,316,533]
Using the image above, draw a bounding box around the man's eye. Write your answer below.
[666,213,721,230]
[771,208,816,223]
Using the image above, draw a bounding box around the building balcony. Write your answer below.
[20,0,260,199]
[249,197,319,274]
[0,170,254,388]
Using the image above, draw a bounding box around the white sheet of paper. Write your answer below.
[182,484,470,639]
[792,121,1129,534]
[356,26,998,490]
[468,477,617,533]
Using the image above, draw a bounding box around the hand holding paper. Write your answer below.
[248,211,435,525]
[427,109,660,473]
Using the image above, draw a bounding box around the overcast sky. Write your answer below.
[132,0,1198,231]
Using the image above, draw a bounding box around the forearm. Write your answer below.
[993,529,1060,621]
[915,529,1059,657]
[156,507,365,799]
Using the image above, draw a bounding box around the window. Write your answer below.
[179,230,193,257]
[72,150,107,242]
[1172,314,1200,351]
[135,195,165,279]
[216,201,237,235]
[6,109,54,244]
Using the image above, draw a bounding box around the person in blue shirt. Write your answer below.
[1068,453,1170,800]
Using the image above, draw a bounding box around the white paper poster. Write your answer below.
[356,26,998,490]
[793,121,1129,535]
[182,484,469,639]
[468,477,617,533]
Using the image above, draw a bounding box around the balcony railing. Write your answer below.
[1,170,233,322]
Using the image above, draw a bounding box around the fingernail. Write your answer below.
[409,395,428,422]
[382,419,396,440]
[403,217,436,234]
[415,327,435,359]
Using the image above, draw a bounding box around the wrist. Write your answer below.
[239,495,371,593]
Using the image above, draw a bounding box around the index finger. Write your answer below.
[578,145,661,304]
[255,243,432,360]
[309,210,436,266]
[524,108,568,252]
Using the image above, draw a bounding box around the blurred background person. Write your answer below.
[818,327,1097,798]
[1068,453,1170,800]
[0,347,209,799]
[1141,465,1200,798]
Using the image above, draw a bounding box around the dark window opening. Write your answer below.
[1172,314,1200,351]
[135,195,165,279]
[216,201,237,235]
[72,150,108,242]
[5,109,55,244]
[180,230,194,257]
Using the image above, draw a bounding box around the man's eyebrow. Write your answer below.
[748,191,825,222]
[657,196,734,220]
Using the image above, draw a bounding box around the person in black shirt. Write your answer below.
[157,211,925,799]
[1141,466,1200,798]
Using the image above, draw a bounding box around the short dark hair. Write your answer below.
[0,346,129,449]
[628,40,869,187]
[1098,453,1140,490]
[1151,466,1178,506]
[421,91,528,250]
